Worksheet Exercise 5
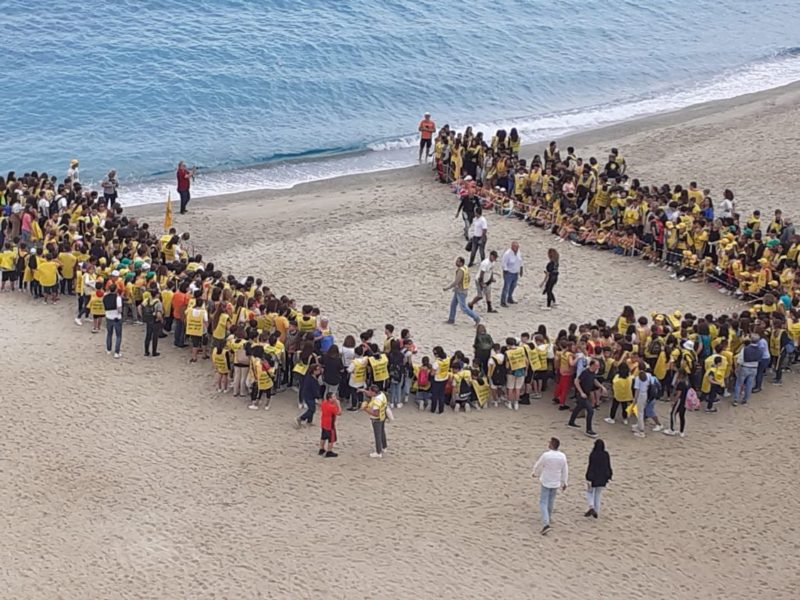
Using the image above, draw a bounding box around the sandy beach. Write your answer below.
[4,82,800,599]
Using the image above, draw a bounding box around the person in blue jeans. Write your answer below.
[733,334,762,405]
[500,241,523,307]
[532,437,568,535]
[444,257,480,325]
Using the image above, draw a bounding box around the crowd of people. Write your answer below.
[2,131,798,465]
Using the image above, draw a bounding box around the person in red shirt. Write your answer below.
[176,161,195,215]
[318,393,341,458]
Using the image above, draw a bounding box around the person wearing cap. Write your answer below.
[418,113,436,162]
[361,384,392,458]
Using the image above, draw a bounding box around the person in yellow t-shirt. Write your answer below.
[37,254,61,304]
[701,355,724,412]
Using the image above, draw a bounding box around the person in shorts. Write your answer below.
[418,112,436,162]
[318,392,341,458]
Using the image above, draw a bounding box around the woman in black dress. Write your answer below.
[540,248,559,309]
[585,439,613,518]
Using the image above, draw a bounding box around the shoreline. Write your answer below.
[133,78,800,215]
[6,69,800,600]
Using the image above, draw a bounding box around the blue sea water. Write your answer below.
[2,0,800,205]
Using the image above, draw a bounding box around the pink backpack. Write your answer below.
[685,387,700,411]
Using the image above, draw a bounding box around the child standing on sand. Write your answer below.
[318,393,341,458]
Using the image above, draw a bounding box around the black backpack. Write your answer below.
[457,377,472,401]
[141,300,156,323]
[490,356,507,386]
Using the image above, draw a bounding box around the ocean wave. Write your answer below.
[121,48,800,207]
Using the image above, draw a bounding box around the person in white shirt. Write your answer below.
[532,437,569,535]
[500,241,523,307]
[719,189,734,220]
[66,159,80,183]
[469,250,498,312]
[468,207,488,266]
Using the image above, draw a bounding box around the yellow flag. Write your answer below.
[164,191,173,231]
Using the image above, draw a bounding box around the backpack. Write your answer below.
[647,377,662,401]
[416,367,430,388]
[490,355,507,386]
[49,197,60,216]
[457,377,472,401]
[389,360,404,383]
[647,338,662,356]
[141,299,156,323]
[685,387,700,411]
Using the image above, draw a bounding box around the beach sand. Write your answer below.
[4,82,800,599]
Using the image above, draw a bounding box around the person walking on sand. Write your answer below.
[418,112,436,162]
[444,257,480,325]
[102,282,124,358]
[540,248,559,310]
[500,241,523,307]
[469,250,498,313]
[567,358,603,438]
[584,439,612,518]
[295,364,322,428]
[362,384,393,458]
[532,437,568,535]
[468,207,488,267]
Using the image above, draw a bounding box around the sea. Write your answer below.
[2,0,800,206]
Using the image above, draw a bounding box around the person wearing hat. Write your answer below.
[66,159,80,183]
[418,112,436,162]
[361,384,393,458]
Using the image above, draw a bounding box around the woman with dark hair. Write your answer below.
[431,346,450,414]
[321,344,343,397]
[540,248,559,309]
[584,439,612,518]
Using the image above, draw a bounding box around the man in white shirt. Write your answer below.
[468,207,488,266]
[469,250,498,313]
[532,437,568,535]
[500,241,523,307]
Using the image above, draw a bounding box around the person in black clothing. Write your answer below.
[295,364,322,428]
[568,359,604,437]
[540,248,559,309]
[455,191,480,241]
[584,439,613,518]
[321,345,343,397]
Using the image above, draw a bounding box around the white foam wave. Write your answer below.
[121,50,800,207]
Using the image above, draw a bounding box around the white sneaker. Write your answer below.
[417,400,423,410]
[652,425,664,432]
[369,452,383,459]
[106,350,111,355]
[622,419,628,425]
[670,273,677,279]
[513,401,519,410]
[662,429,676,436]
[248,403,259,410]
[604,417,615,425]
[464,403,472,413]
[74,318,82,326]
[396,402,403,408]
[541,306,552,311]
[113,353,121,359]
[453,404,460,413]
[633,431,646,438]
[505,401,512,410]
[678,276,686,282]
[679,432,686,438]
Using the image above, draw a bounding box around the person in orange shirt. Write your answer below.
[171,281,190,348]
[418,112,436,162]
